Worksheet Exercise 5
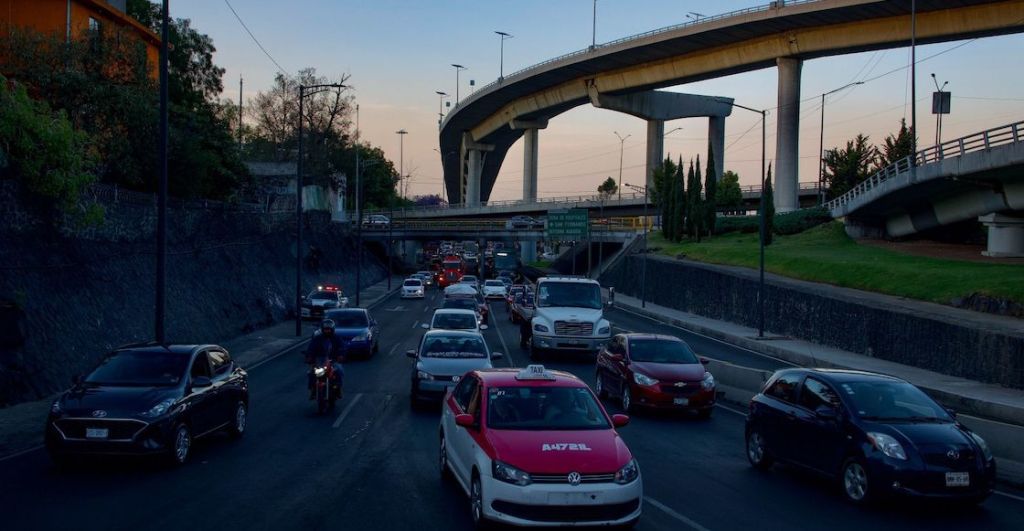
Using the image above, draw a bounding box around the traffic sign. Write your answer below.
[546,208,589,239]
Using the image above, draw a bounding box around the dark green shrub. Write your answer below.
[774,207,833,235]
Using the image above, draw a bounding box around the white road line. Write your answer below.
[247,338,311,371]
[387,343,400,357]
[644,496,711,531]
[423,305,429,313]
[715,403,748,417]
[994,490,1024,503]
[332,393,364,428]
[613,306,797,367]
[488,303,516,368]
[411,320,419,329]
[0,444,44,463]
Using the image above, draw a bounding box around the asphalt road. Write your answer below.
[2,288,1023,531]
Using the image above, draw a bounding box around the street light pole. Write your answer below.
[592,0,597,49]
[435,90,448,127]
[495,31,512,80]
[155,0,169,343]
[911,0,917,169]
[625,183,648,308]
[818,81,864,204]
[614,131,630,201]
[452,64,467,104]
[396,129,408,200]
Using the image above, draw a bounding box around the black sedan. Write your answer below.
[45,344,248,467]
[745,368,995,504]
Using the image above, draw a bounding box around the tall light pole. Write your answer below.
[931,73,949,148]
[296,82,347,336]
[591,0,597,49]
[155,0,169,343]
[911,0,917,169]
[451,64,467,104]
[396,129,408,199]
[614,131,630,201]
[818,81,864,204]
[495,31,512,80]
[435,90,448,127]
[686,12,705,22]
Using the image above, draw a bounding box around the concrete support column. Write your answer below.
[775,57,803,212]
[521,239,537,264]
[980,213,1024,257]
[466,150,483,207]
[523,128,539,201]
[708,116,726,180]
[645,120,664,191]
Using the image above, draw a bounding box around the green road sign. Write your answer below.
[546,208,590,239]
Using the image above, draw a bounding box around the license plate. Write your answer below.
[673,398,689,406]
[945,472,970,487]
[86,428,109,439]
[547,492,600,504]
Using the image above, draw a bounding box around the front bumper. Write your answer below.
[483,472,642,527]
[45,416,175,458]
[632,383,716,411]
[401,290,425,298]
[532,334,610,352]
[868,457,996,500]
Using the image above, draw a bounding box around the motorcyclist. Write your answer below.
[305,319,346,400]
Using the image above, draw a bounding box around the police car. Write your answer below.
[439,365,642,528]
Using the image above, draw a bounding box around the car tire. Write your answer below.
[621,386,634,414]
[841,457,874,505]
[228,401,247,439]
[470,473,490,530]
[439,433,452,482]
[167,423,192,466]
[746,428,773,470]
[595,372,609,399]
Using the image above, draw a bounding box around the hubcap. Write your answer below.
[622,388,631,411]
[471,479,482,523]
[595,376,603,394]
[439,438,447,471]
[844,463,868,501]
[235,405,247,433]
[748,432,764,463]
[174,427,190,463]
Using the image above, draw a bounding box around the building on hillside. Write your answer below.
[0,0,160,78]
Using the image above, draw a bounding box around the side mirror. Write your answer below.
[480,324,489,330]
[815,406,838,420]
[421,323,430,330]
[406,349,418,358]
[455,413,476,429]
[492,351,504,359]
[611,414,630,428]
[191,376,213,388]
[699,358,710,365]
[945,407,957,419]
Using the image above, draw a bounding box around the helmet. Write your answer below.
[320,319,336,335]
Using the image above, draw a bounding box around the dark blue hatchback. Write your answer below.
[745,368,995,504]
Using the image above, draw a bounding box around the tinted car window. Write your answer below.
[799,377,839,411]
[208,350,231,376]
[433,313,477,330]
[838,380,951,421]
[85,350,188,387]
[311,291,339,300]
[421,335,487,359]
[765,373,801,403]
[190,352,212,379]
[324,310,368,328]
[628,339,698,364]
[487,386,610,430]
[442,299,478,312]
[404,279,422,286]
[452,376,478,411]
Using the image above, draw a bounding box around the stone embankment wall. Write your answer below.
[0,180,384,405]
[601,254,1024,389]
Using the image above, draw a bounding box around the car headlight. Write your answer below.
[353,334,368,342]
[416,370,433,381]
[633,372,658,386]
[614,459,640,484]
[141,397,178,418]
[533,323,549,333]
[969,432,993,461]
[50,399,62,415]
[701,372,715,390]
[492,460,532,486]
[867,432,907,460]
[597,326,611,336]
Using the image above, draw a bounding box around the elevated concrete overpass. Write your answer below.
[440,0,1024,212]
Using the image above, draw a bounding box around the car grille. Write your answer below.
[54,418,148,441]
[531,473,616,484]
[554,321,593,336]
[491,499,640,523]
[920,444,977,470]
[659,382,702,396]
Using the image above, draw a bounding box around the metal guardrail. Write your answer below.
[740,181,820,194]
[443,0,821,120]
[84,182,296,213]
[824,120,1024,212]
[362,193,648,219]
[361,217,645,232]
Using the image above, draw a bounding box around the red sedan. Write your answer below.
[595,334,715,418]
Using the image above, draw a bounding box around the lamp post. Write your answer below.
[625,183,648,308]
[931,73,949,148]
[495,31,512,80]
[686,11,704,22]
[911,0,918,169]
[435,91,448,127]
[614,131,630,201]
[155,0,169,343]
[296,82,347,336]
[396,129,408,199]
[818,81,864,204]
[591,0,597,49]
[451,64,467,104]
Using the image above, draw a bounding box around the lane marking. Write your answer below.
[332,393,364,428]
[644,496,711,531]
[387,343,400,357]
[423,305,429,313]
[994,490,1024,503]
[612,306,797,367]
[247,338,311,371]
[487,303,516,368]
[716,403,748,417]
[411,320,419,329]
[0,444,44,463]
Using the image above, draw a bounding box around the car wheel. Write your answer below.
[228,401,247,439]
[746,428,773,470]
[439,434,452,481]
[470,473,490,529]
[621,386,633,414]
[841,458,873,504]
[595,372,609,399]
[168,423,192,466]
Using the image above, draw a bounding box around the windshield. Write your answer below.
[462,276,477,282]
[404,280,422,286]
[839,381,952,422]
[324,310,368,328]
[537,282,601,309]
[421,335,488,358]
[310,291,338,300]
[485,280,504,287]
[628,339,698,364]
[487,386,610,430]
[432,313,477,330]
[85,350,188,387]
[443,299,478,312]
[444,261,461,269]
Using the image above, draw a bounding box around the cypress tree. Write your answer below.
[762,164,776,246]
[660,157,676,240]
[704,142,718,237]
[686,158,702,241]
[673,157,686,242]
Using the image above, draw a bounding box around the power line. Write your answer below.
[223,0,290,76]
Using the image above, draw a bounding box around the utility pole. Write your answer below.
[396,129,408,199]
[155,0,169,343]
[238,75,243,152]
[591,0,597,49]
[614,131,630,201]
[910,0,918,171]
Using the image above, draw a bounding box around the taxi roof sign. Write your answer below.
[516,365,556,381]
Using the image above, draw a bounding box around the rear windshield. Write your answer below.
[443,299,478,312]
[421,335,487,358]
[628,339,698,364]
[404,279,422,286]
[311,291,339,300]
[432,313,477,330]
[485,280,504,286]
[324,310,368,328]
[85,350,188,387]
[487,386,610,430]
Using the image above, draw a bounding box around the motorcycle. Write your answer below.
[312,360,342,414]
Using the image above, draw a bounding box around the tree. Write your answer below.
[704,142,718,236]
[651,157,677,240]
[717,171,743,211]
[686,158,703,241]
[877,118,915,170]
[822,134,877,199]
[762,164,776,246]
[597,177,618,200]
[671,157,686,241]
[413,194,444,206]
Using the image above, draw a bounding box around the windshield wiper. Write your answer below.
[861,415,948,423]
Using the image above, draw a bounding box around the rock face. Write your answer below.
[601,254,1024,389]
[0,181,384,406]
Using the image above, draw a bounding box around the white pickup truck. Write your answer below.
[529,276,612,359]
